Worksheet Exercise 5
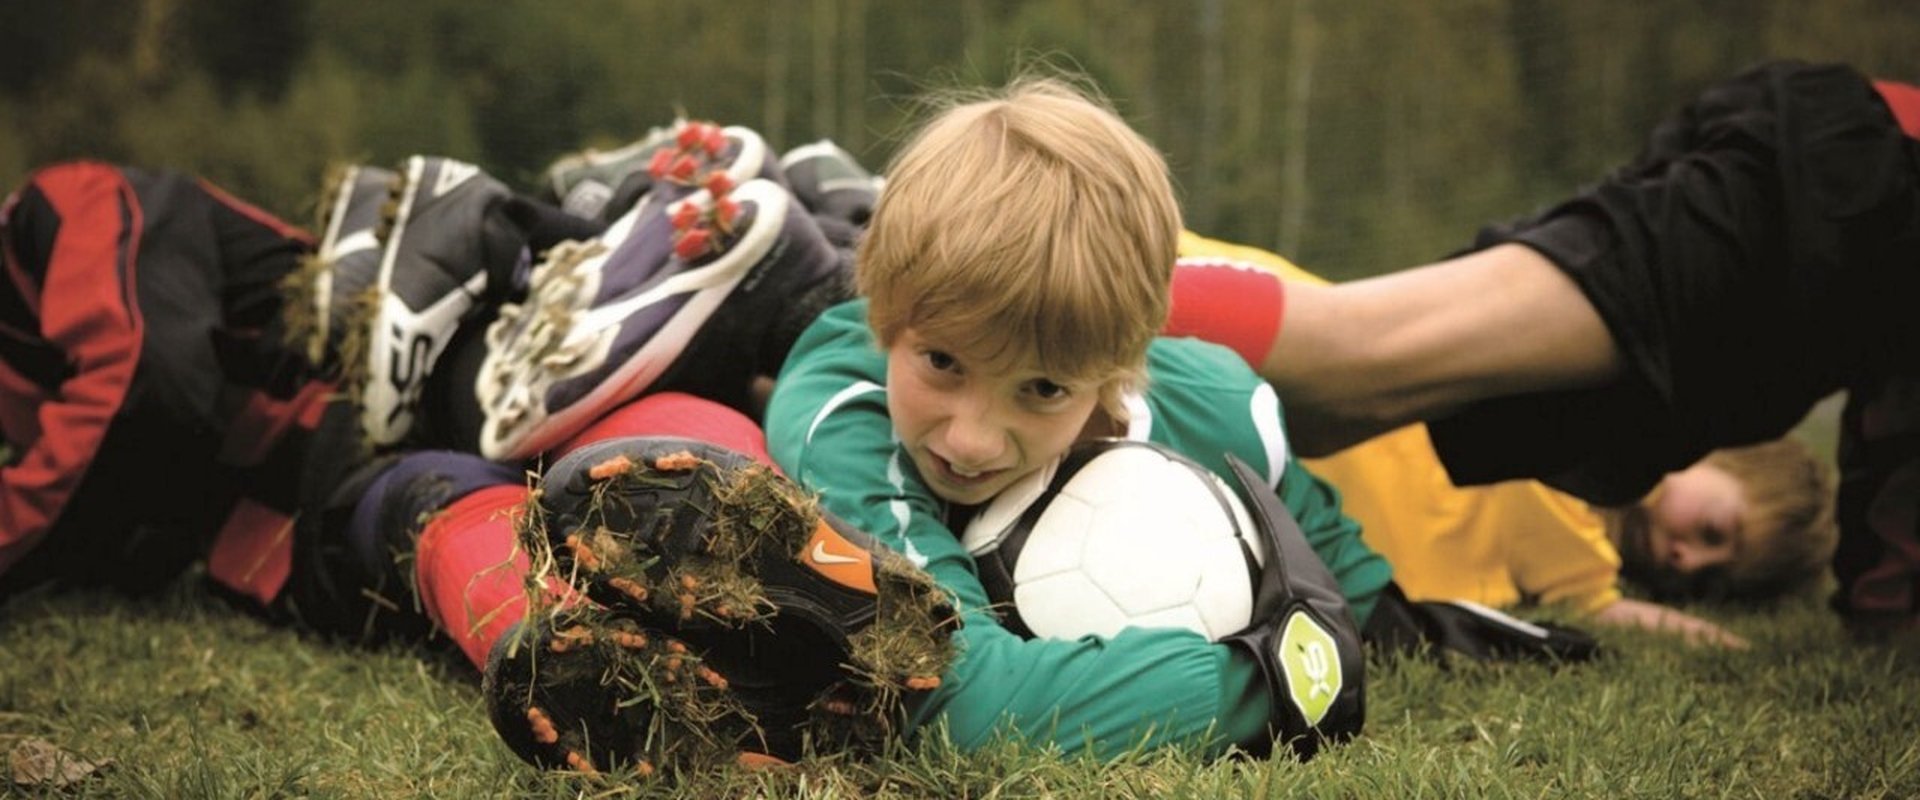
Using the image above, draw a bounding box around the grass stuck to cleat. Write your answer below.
[487,437,956,778]
[484,605,760,778]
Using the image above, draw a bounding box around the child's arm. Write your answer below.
[1271,455,1390,624]
[765,307,1284,758]
[1589,597,1749,648]
[768,377,1271,758]
[1166,245,1621,458]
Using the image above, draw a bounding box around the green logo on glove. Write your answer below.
[1277,611,1341,726]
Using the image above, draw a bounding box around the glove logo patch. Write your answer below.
[1277,611,1341,726]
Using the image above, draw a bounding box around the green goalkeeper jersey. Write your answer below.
[765,299,1390,759]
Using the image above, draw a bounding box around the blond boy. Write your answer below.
[764,76,1390,759]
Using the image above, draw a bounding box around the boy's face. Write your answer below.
[885,326,1107,506]
[1644,462,1744,574]
[1616,461,1744,594]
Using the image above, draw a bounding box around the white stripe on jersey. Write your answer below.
[1251,382,1289,486]
[804,378,929,568]
[885,442,930,567]
[807,380,884,445]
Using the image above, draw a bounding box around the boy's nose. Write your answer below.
[941,405,1006,467]
[1669,541,1704,573]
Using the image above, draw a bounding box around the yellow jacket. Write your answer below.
[1176,231,1621,614]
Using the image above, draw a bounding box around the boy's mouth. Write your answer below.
[928,452,1005,488]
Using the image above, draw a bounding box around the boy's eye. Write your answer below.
[1700,528,1728,548]
[1026,379,1070,401]
[924,350,958,372]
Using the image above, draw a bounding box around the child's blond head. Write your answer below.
[1610,437,1838,602]
[857,75,1180,405]
[1706,438,1838,599]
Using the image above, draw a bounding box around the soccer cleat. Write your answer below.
[475,177,847,462]
[540,123,680,222]
[484,437,955,776]
[282,163,397,373]
[544,121,777,224]
[361,155,524,447]
[484,609,780,778]
[778,139,882,230]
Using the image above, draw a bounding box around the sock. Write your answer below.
[340,451,525,668]
[1164,257,1287,368]
[412,484,535,669]
[551,391,775,468]
[343,451,521,577]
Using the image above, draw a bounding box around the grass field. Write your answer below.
[1,570,1915,799]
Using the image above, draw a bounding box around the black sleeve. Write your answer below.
[1429,60,1920,504]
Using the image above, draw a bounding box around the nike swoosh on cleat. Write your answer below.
[809,541,861,565]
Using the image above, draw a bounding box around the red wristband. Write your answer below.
[1165,257,1286,367]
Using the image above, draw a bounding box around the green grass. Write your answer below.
[2,573,1915,799]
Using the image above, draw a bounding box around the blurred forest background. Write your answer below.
[4,0,1919,280]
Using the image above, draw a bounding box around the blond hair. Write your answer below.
[1707,437,1838,599]
[857,75,1180,410]
[1608,437,1838,601]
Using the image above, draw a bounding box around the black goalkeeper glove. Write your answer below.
[1363,582,1601,663]
[1218,455,1367,760]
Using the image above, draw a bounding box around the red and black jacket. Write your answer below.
[0,161,326,600]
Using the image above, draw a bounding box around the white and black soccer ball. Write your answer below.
[960,439,1267,642]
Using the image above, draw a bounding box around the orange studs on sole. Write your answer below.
[672,228,711,260]
[527,707,559,745]
[564,534,602,572]
[564,750,599,775]
[647,148,676,179]
[700,127,727,157]
[587,455,633,481]
[652,450,702,471]
[668,154,699,183]
[608,576,649,602]
[737,752,790,770]
[905,675,942,691]
[548,625,594,654]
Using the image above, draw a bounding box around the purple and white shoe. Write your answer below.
[476,177,843,461]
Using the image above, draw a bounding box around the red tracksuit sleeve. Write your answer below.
[0,163,145,575]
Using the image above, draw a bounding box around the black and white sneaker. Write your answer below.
[779,139,881,230]
[540,123,680,222]
[361,155,525,447]
[283,163,395,374]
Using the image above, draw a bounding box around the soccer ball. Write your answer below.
[960,439,1267,642]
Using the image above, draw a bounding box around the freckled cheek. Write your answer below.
[1013,414,1088,467]
[886,387,924,444]
[1650,496,1696,541]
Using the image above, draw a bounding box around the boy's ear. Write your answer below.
[1095,379,1135,429]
